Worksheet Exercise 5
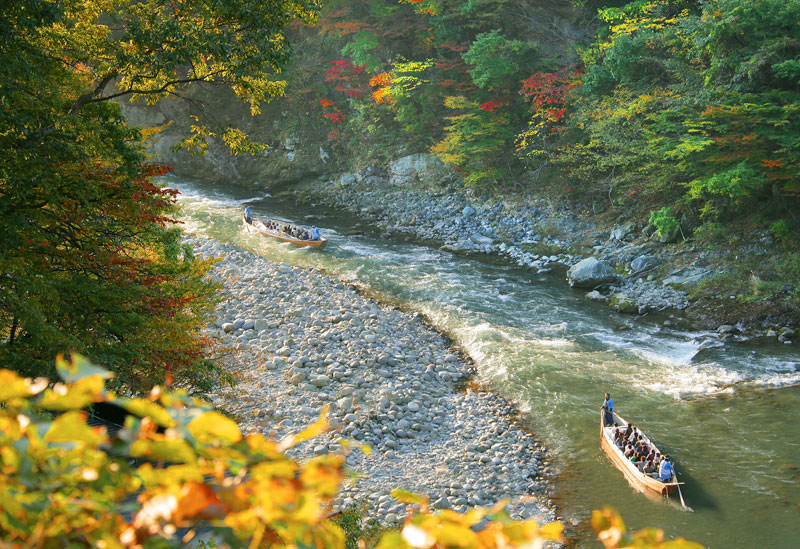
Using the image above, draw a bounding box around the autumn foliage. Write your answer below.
[0,355,702,548]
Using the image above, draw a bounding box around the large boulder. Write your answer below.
[388,153,450,186]
[630,255,660,273]
[567,257,618,288]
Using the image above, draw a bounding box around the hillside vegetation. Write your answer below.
[205,0,797,312]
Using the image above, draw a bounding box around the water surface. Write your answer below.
[173,177,800,548]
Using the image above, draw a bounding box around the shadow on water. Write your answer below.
[672,469,718,512]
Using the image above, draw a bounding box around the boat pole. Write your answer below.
[674,473,689,511]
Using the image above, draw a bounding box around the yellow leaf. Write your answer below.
[136,463,204,487]
[120,398,176,428]
[539,521,565,542]
[40,376,107,411]
[0,370,47,402]
[391,489,428,507]
[55,353,113,382]
[433,522,478,547]
[188,411,242,445]
[44,411,107,447]
[277,406,330,450]
[130,439,197,464]
[377,531,411,549]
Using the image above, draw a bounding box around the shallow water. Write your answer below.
[172,177,800,548]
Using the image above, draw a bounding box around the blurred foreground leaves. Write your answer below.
[0,354,701,548]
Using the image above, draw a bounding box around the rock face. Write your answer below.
[388,154,451,186]
[566,257,618,288]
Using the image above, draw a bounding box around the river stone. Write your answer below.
[662,267,712,288]
[630,255,660,273]
[610,222,636,241]
[254,318,268,331]
[566,257,618,288]
[470,233,494,246]
[242,319,255,330]
[221,322,235,333]
[609,292,638,314]
[585,290,607,302]
[462,205,476,218]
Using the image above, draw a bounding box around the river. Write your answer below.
[172,177,800,548]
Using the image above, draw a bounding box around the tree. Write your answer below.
[462,30,532,90]
[431,95,516,189]
[0,1,320,388]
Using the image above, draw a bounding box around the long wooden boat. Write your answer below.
[242,215,327,249]
[600,411,679,497]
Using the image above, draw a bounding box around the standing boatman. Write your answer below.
[659,454,675,482]
[602,392,614,426]
[243,203,252,224]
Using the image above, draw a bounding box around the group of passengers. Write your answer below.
[602,392,675,483]
[613,423,674,482]
[243,205,321,240]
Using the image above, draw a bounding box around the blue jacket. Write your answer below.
[659,460,675,481]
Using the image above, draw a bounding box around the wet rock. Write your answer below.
[609,292,638,314]
[566,257,618,288]
[586,290,608,302]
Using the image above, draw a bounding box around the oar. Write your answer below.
[673,472,691,511]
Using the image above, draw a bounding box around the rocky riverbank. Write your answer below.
[187,235,557,526]
[300,156,796,343]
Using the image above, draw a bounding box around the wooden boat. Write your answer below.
[600,411,680,497]
[242,215,327,249]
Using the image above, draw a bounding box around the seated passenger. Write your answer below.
[624,444,635,458]
[644,458,657,475]
[311,226,321,240]
[624,423,633,439]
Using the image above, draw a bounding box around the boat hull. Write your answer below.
[243,217,327,249]
[600,412,677,498]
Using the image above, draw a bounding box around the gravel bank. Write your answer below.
[188,235,557,525]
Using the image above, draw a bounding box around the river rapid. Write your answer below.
[172,177,799,548]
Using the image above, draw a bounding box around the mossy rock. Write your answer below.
[609,292,638,314]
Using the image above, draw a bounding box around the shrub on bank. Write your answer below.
[0,355,701,548]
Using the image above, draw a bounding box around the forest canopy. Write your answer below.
[0,0,320,388]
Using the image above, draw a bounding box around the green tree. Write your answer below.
[462,29,532,90]
[0,0,320,388]
[431,95,515,189]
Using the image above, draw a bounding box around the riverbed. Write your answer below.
[173,177,800,548]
